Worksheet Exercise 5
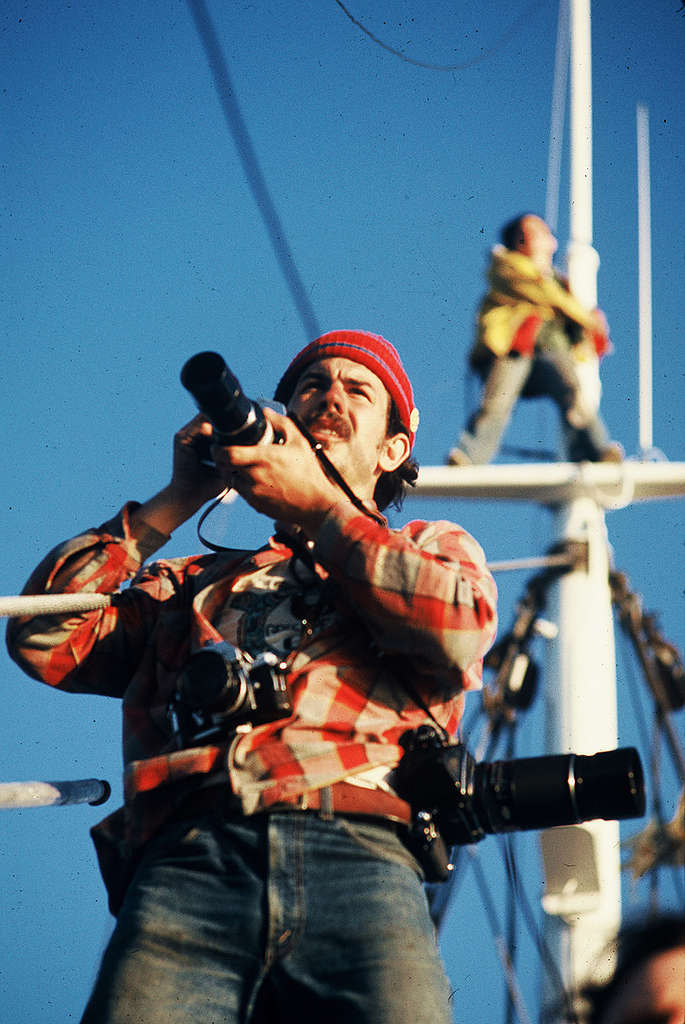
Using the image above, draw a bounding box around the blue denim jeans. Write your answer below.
[80,810,453,1024]
[458,352,610,464]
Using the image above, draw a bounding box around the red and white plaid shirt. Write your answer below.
[8,501,497,905]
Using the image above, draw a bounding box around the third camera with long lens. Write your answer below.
[394,725,645,881]
[181,351,273,446]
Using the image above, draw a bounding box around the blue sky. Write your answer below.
[1,2,683,1021]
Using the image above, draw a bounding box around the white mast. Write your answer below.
[405,4,685,1022]
[412,6,685,1019]
[536,0,624,1013]
[566,0,598,310]
[413,5,685,1018]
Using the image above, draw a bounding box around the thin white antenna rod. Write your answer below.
[637,103,654,456]
[545,0,570,233]
[566,0,598,310]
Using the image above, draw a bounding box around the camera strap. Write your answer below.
[196,486,234,552]
[403,684,451,745]
[374,650,452,746]
[194,413,386,553]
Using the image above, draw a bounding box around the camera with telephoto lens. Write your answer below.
[181,351,275,447]
[168,642,293,748]
[394,724,646,882]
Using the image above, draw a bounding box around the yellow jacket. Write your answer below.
[471,246,602,363]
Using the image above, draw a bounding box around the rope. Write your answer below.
[587,471,637,511]
[499,836,580,1024]
[0,551,575,619]
[185,0,320,340]
[467,847,534,1024]
[0,593,111,618]
[0,553,578,619]
[486,551,576,574]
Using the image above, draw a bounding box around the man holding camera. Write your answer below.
[8,330,497,1024]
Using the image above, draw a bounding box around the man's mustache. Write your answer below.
[302,410,351,440]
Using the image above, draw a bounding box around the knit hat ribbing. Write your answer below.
[274,330,419,445]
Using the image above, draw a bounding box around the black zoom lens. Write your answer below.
[173,643,293,739]
[177,646,249,716]
[395,731,646,847]
[181,351,268,445]
[472,746,646,840]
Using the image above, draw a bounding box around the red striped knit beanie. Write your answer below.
[274,330,419,446]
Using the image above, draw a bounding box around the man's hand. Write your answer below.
[130,415,229,539]
[509,314,542,357]
[169,414,227,506]
[589,308,613,358]
[212,407,350,536]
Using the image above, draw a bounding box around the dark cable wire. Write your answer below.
[649,714,664,910]
[615,619,656,756]
[186,0,320,340]
[292,414,386,525]
[504,728,518,1024]
[468,848,534,1024]
[333,0,547,72]
[194,412,386,552]
[499,836,581,1024]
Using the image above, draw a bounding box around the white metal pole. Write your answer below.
[566,0,598,310]
[565,0,602,423]
[540,0,624,1014]
[545,0,570,234]
[637,103,654,456]
[0,778,111,808]
[540,499,621,1015]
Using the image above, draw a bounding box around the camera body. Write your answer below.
[394,724,645,882]
[168,642,293,748]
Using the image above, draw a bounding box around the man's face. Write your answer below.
[600,946,685,1024]
[287,356,409,502]
[519,215,558,271]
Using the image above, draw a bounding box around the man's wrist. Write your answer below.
[130,484,205,539]
[297,497,361,542]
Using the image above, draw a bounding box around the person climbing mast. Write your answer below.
[447,213,623,466]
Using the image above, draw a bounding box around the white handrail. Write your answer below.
[0,778,111,809]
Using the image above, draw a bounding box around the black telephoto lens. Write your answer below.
[181,351,267,445]
[395,729,646,848]
[177,647,246,714]
[473,746,645,837]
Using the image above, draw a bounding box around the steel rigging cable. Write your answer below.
[185,0,320,341]
[333,0,548,72]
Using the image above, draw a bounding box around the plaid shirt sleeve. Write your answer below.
[313,506,498,692]
[5,503,170,696]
